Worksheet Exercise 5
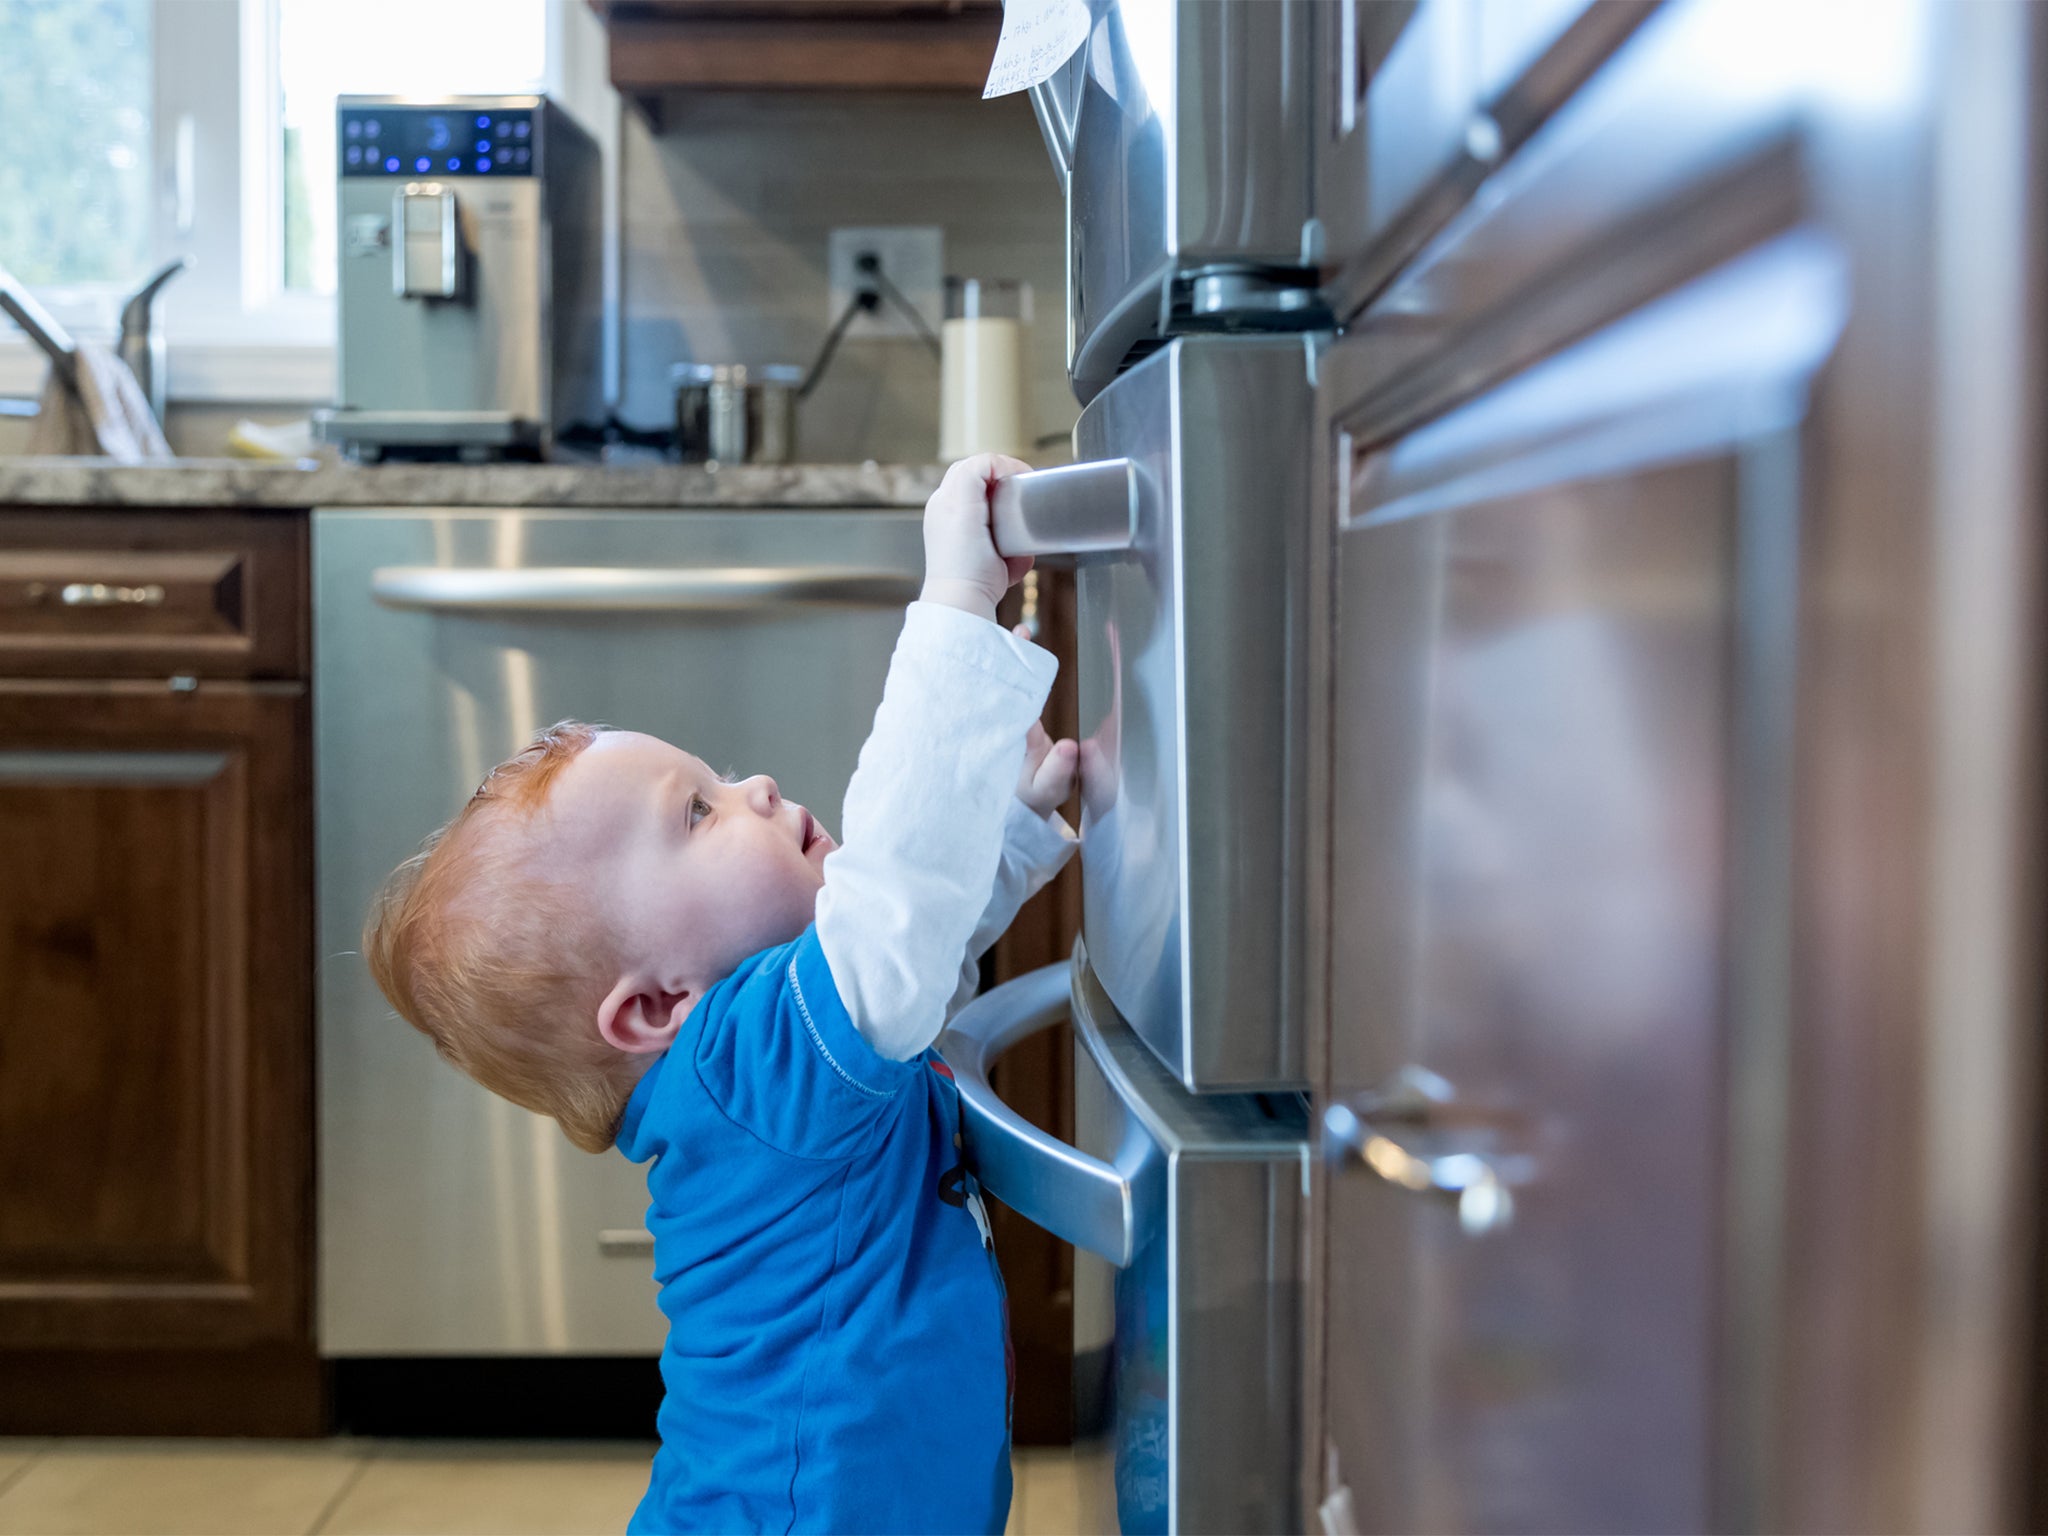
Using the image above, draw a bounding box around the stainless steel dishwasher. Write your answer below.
[313,506,923,1355]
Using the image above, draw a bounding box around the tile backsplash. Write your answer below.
[620,91,1072,465]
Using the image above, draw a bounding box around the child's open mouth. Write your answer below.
[800,809,820,853]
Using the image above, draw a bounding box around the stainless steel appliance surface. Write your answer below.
[1069,336,1314,1092]
[961,6,1341,1521]
[314,506,921,1354]
[940,947,1307,1535]
[943,331,1320,1535]
[323,96,601,460]
[1027,0,1325,404]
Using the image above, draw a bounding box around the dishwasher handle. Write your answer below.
[370,564,921,614]
[989,459,1139,559]
[938,961,1136,1267]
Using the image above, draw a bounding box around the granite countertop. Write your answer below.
[0,457,946,510]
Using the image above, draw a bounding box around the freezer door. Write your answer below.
[941,946,1308,1534]
[314,507,921,1354]
[1050,0,1317,403]
[1315,232,1831,1529]
[1071,337,1314,1090]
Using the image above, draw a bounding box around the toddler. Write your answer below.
[364,455,1078,1535]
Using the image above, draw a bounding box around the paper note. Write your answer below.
[983,0,1091,100]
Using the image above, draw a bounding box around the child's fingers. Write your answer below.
[1017,722,1052,799]
[1027,737,1079,806]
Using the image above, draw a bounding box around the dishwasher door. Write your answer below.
[313,506,922,1354]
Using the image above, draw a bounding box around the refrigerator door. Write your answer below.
[941,944,1308,1534]
[1035,0,1321,403]
[1066,337,1314,1090]
[314,507,921,1354]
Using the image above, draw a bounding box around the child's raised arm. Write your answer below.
[812,456,1060,1061]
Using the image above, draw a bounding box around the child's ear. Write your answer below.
[596,976,694,1054]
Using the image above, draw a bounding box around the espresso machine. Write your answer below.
[318,95,601,461]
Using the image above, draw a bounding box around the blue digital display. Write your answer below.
[339,104,537,177]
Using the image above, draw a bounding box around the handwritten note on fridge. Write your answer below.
[982,0,1090,99]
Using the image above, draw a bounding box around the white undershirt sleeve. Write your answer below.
[814,601,1060,1061]
[945,801,1077,1018]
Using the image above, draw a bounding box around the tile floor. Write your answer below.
[0,1439,1100,1535]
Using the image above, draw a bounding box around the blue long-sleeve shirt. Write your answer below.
[618,604,1073,1534]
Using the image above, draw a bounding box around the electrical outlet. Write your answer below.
[828,226,944,341]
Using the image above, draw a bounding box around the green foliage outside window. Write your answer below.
[0,0,152,288]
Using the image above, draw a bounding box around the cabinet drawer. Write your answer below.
[0,511,306,679]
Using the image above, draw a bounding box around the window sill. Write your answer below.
[0,340,336,408]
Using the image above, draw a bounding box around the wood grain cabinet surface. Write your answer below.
[0,508,317,1435]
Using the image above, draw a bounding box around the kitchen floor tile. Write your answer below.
[1012,1446,1107,1536]
[318,1441,653,1536]
[0,1439,362,1536]
[0,1443,49,1501]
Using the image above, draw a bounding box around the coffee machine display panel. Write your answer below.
[339,105,537,178]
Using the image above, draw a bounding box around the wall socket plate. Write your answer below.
[828,226,944,341]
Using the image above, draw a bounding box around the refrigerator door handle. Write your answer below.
[989,459,1139,559]
[939,961,1136,1267]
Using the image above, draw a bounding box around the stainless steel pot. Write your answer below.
[672,363,800,464]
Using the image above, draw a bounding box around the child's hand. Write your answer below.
[921,453,1036,621]
[1018,717,1079,818]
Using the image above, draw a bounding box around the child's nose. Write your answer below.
[741,774,780,814]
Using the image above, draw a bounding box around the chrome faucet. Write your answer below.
[117,256,189,424]
[0,262,78,395]
[0,256,187,427]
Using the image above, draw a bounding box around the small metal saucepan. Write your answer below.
[672,363,801,464]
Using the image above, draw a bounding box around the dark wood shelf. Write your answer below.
[592,0,1001,110]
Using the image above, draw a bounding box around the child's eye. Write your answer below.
[688,793,711,828]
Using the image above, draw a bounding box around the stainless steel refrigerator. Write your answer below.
[941,5,1338,1530]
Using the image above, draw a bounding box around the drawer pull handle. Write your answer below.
[597,1228,655,1258]
[58,581,166,608]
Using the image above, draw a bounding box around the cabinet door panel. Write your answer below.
[0,682,309,1349]
[1317,238,1819,1531]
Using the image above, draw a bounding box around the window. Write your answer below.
[0,0,558,401]
[277,0,547,295]
[0,1,153,290]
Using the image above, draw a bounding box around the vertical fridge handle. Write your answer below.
[939,962,1137,1267]
[989,459,1139,559]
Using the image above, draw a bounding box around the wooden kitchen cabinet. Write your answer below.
[0,510,317,1435]
[591,0,1001,99]
[987,569,1080,1446]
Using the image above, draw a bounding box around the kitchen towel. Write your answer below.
[28,341,173,461]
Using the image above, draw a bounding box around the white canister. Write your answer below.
[940,278,1031,460]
